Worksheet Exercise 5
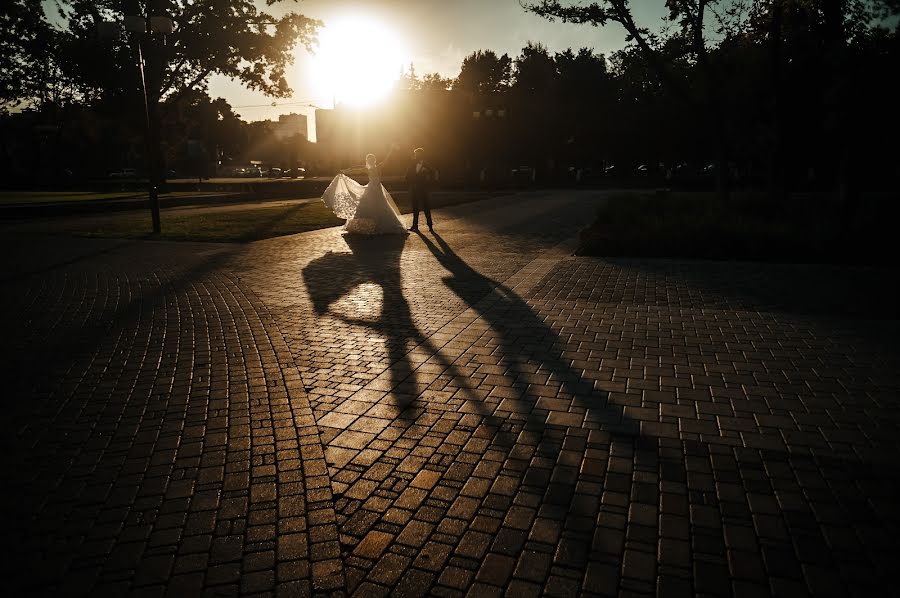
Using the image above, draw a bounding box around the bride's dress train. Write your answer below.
[321,166,407,235]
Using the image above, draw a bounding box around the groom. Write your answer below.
[406,147,434,232]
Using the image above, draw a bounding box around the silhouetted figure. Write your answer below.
[302,234,419,414]
[420,231,638,438]
[405,147,434,231]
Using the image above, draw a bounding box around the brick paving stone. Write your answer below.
[3,190,900,596]
[369,552,411,586]
[353,530,394,560]
[476,553,516,587]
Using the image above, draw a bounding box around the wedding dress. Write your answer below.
[321,164,407,235]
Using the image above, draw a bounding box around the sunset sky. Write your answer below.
[213,0,668,137]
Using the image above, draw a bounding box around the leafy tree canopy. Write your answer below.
[398,64,453,91]
[454,50,512,94]
[512,42,557,93]
[2,0,320,108]
[1,1,70,107]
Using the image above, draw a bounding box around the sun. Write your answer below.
[310,15,409,108]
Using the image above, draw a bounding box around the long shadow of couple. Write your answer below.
[301,230,638,438]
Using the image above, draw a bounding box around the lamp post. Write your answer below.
[101,1,175,234]
[134,40,162,233]
[126,2,174,234]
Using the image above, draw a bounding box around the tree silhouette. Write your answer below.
[512,42,557,93]
[164,90,246,173]
[420,72,453,91]
[554,47,608,98]
[554,48,612,169]
[399,65,452,92]
[0,1,71,107]
[525,0,739,198]
[454,50,512,94]
[3,0,319,110]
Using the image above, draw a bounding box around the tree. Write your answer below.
[453,50,512,94]
[0,1,75,107]
[46,0,318,231]
[398,65,451,92]
[507,43,558,172]
[554,48,612,167]
[164,90,246,174]
[1,1,320,112]
[420,73,453,91]
[525,0,738,198]
[555,47,608,98]
[819,0,898,221]
[740,0,898,201]
[512,42,557,93]
[398,63,422,91]
[55,0,319,108]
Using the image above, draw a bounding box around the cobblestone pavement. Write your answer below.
[2,190,899,597]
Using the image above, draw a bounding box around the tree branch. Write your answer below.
[160,56,188,97]
[161,65,212,116]
[617,5,694,102]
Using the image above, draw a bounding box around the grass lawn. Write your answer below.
[4,202,341,242]
[0,190,217,205]
[578,191,899,264]
[0,191,147,205]
[3,191,503,242]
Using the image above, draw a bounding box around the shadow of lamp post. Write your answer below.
[98,1,175,234]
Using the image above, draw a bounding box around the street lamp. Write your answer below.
[100,1,176,234]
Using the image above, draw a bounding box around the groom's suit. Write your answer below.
[405,159,434,229]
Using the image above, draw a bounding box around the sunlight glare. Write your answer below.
[310,15,409,108]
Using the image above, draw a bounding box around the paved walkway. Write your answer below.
[2,190,899,597]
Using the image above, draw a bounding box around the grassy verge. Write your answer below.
[0,191,217,205]
[4,202,341,242]
[578,191,899,264]
[3,191,504,242]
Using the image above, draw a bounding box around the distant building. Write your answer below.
[314,108,336,148]
[273,113,308,141]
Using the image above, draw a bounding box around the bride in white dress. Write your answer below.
[321,150,407,235]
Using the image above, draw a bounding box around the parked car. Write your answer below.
[221,166,245,177]
[268,167,282,178]
[283,167,306,178]
[109,167,137,178]
[567,166,597,183]
[510,166,535,182]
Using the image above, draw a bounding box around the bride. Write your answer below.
[321,147,407,235]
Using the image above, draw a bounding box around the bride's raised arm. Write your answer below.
[377,143,401,173]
